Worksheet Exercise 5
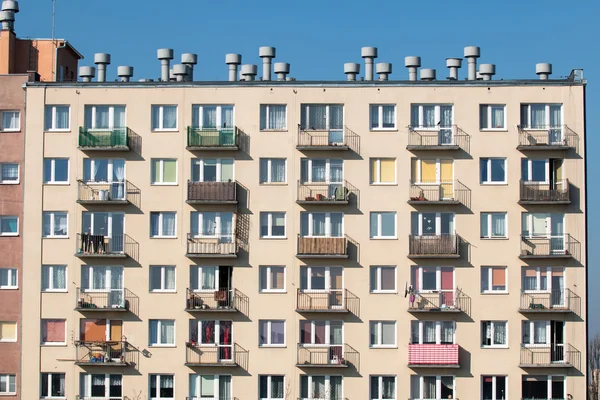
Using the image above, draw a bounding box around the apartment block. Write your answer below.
[19,45,586,400]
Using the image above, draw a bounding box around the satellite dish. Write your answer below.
[404,282,409,298]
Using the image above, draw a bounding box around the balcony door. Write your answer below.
[300,320,343,363]
[82,266,124,307]
[521,104,563,144]
[550,321,565,363]
[190,266,233,292]
[80,319,123,358]
[410,104,454,145]
[191,158,234,183]
[83,159,126,200]
[411,212,455,236]
[300,266,344,308]
[301,158,343,198]
[191,212,234,243]
[522,267,565,308]
[300,212,343,238]
[522,213,564,253]
[84,105,126,130]
[411,266,454,307]
[411,159,454,200]
[82,212,125,252]
[301,104,344,145]
[191,320,233,362]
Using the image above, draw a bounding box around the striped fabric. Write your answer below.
[408,344,459,365]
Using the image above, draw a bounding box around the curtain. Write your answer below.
[43,319,65,342]
[1,111,18,130]
[202,212,216,236]
[202,267,216,290]
[219,376,231,400]
[221,159,234,182]
[222,106,234,128]
[95,106,110,129]
[382,377,395,399]
[550,105,561,127]
[163,160,176,183]
[494,322,507,345]
[50,266,65,290]
[312,376,326,398]
[112,159,125,198]
[492,213,506,237]
[271,376,284,398]
[163,106,177,129]
[522,268,538,291]
[269,105,286,129]
[480,214,489,238]
[381,322,395,345]
[423,377,436,399]
[161,375,173,389]
[165,267,175,290]
[162,213,176,236]
[422,322,436,343]
[331,322,343,344]
[203,106,217,128]
[53,213,67,236]
[440,105,453,127]
[111,267,123,290]
[271,321,285,345]
[423,106,435,127]
[55,106,69,129]
[534,322,547,344]
[410,105,419,127]
[531,104,546,129]
[330,377,342,400]
[329,160,343,182]
[382,105,395,128]
[329,105,343,130]
[491,106,504,128]
[441,322,454,344]
[410,376,421,400]
[1,163,18,182]
[272,159,286,183]
[308,105,327,130]
[259,320,268,345]
[330,213,343,237]
[370,105,379,128]
[312,213,326,236]
[161,320,175,344]
[259,159,269,183]
[312,160,327,182]
[114,106,126,128]
[221,213,233,241]
[151,213,160,237]
[152,106,160,130]
[201,375,215,397]
[92,267,106,290]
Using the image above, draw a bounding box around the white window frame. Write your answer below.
[370,266,397,293]
[41,372,65,398]
[42,211,68,238]
[151,158,177,185]
[189,374,231,399]
[83,158,126,183]
[301,212,344,238]
[481,321,508,348]
[0,374,16,395]
[369,321,397,348]
[480,212,508,239]
[84,105,126,130]
[520,104,563,129]
[370,104,397,130]
[41,319,67,346]
[259,158,287,184]
[191,212,234,239]
[521,213,564,238]
[0,268,17,289]
[412,158,454,184]
[193,104,235,129]
[411,104,454,129]
[300,375,343,400]
[370,212,397,239]
[522,267,565,292]
[152,105,178,131]
[80,373,122,399]
[481,266,508,294]
[521,158,550,183]
[259,266,286,293]
[0,110,20,132]
[43,158,69,185]
[480,158,507,185]
[301,104,344,131]
[149,265,176,293]
[411,266,455,293]
[191,158,235,182]
[522,320,553,346]
[190,266,220,292]
[370,158,396,185]
[411,375,455,400]
[81,266,123,292]
[194,319,233,346]
[410,321,456,344]
[260,104,288,131]
[0,215,18,236]
[42,265,67,292]
[260,212,287,239]
[258,319,286,347]
[370,375,396,400]
[480,104,507,131]
[149,374,174,400]
[0,163,19,184]
[299,320,344,346]
[300,158,344,184]
[300,266,343,292]
[45,105,70,132]
[150,211,177,238]
[520,375,566,400]
[411,212,455,236]
[481,375,507,400]
[260,375,285,400]
[0,321,17,342]
[149,319,176,347]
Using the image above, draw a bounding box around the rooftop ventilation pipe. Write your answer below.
[225,54,241,82]
[94,53,111,82]
[376,63,392,81]
[241,64,257,81]
[138,78,154,82]
[479,64,496,81]
[446,58,462,80]
[536,63,552,80]
[259,46,276,81]
[172,64,187,82]
[361,47,378,81]
[404,56,421,81]
[117,66,133,82]
[0,10,14,30]
[157,48,173,82]
[420,68,436,81]
[285,77,295,81]
[1,1,19,13]
[79,66,95,82]
[274,62,290,81]
[476,71,483,80]
[464,46,480,81]
[344,63,360,81]
[181,53,198,81]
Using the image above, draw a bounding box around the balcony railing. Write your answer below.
[297,181,358,205]
[297,235,349,258]
[75,288,137,312]
[186,288,248,313]
[296,343,359,369]
[296,288,360,315]
[408,344,459,368]
[77,180,140,205]
[407,125,470,152]
[520,234,575,258]
[75,340,135,366]
[517,125,579,151]
[186,234,238,258]
[408,289,471,316]
[519,180,570,204]
[520,289,580,314]
[78,127,131,151]
[187,127,239,150]
[77,397,130,400]
[519,344,581,369]
[187,398,238,400]
[408,180,471,207]
[187,181,237,204]
[297,126,360,153]
[185,342,248,368]
[408,234,460,258]
[75,233,138,259]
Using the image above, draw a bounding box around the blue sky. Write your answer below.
[16,0,599,329]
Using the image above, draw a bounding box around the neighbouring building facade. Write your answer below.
[19,44,587,400]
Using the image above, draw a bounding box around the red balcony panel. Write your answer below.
[408,344,458,366]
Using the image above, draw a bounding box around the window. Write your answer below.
[189,321,233,356]
[84,105,125,129]
[260,158,286,184]
[300,212,343,237]
[370,212,396,239]
[260,375,285,400]
[43,158,69,184]
[191,158,234,182]
[41,373,65,398]
[42,212,68,238]
[150,266,176,292]
[151,159,177,185]
[0,321,17,342]
[191,212,234,240]
[410,159,453,185]
[41,319,66,345]
[520,104,562,129]
[259,320,285,346]
[481,267,507,293]
[410,267,455,307]
[481,321,508,347]
[410,376,454,400]
[149,320,175,346]
[480,158,507,184]
[0,268,17,289]
[480,212,507,238]
[259,266,285,292]
[300,375,342,400]
[300,321,343,346]
[370,376,396,400]
[260,104,287,130]
[80,266,124,307]
[521,375,564,400]
[260,212,286,238]
[192,105,234,129]
[0,110,20,131]
[521,158,562,183]
[480,105,506,130]
[370,158,396,184]
[521,213,564,238]
[521,321,551,345]
[370,104,396,130]
[152,105,178,131]
[150,212,177,238]
[79,374,122,399]
[369,321,396,347]
[0,163,19,184]
[482,376,506,400]
[300,266,342,292]
[370,266,396,293]
[83,158,126,183]
[411,212,455,236]
[301,158,343,184]
[190,266,232,292]
[522,267,564,292]
[0,375,16,395]
[44,105,70,131]
[300,104,343,131]
[189,375,231,400]
[410,321,455,344]
[410,104,453,129]
[0,216,18,236]
[149,374,174,400]
[42,265,67,292]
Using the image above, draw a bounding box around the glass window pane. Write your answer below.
[381,212,395,237]
[491,159,506,182]
[480,213,489,238]
[381,322,395,345]
[54,159,68,182]
[480,159,488,183]
[380,267,395,291]
[163,160,176,183]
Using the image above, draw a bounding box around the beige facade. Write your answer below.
[21,80,586,400]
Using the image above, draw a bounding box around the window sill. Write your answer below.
[481,291,509,295]
[370,129,398,132]
[260,129,288,133]
[43,182,70,186]
[0,287,18,290]
[152,129,179,133]
[0,130,21,133]
[149,344,176,348]
[481,346,509,349]
[0,393,17,396]
[369,183,398,186]
[481,129,508,132]
[260,182,288,186]
[480,183,508,186]
[259,290,287,294]
[0,182,20,185]
[0,339,17,343]
[370,237,398,240]
[260,237,287,240]
[480,237,509,240]
[370,291,398,295]
[41,343,67,347]
[369,346,398,349]
[42,289,68,293]
[150,236,178,239]
[45,129,71,133]
[42,236,69,240]
[0,234,18,237]
[150,290,177,294]
[151,183,178,186]
[259,345,287,348]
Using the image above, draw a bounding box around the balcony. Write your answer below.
[187,181,237,204]
[408,180,471,207]
[75,288,137,312]
[407,344,459,368]
[297,235,349,259]
[517,125,579,151]
[519,235,575,259]
[296,289,360,315]
[519,180,570,205]
[187,127,239,150]
[185,343,248,368]
[78,127,131,151]
[186,234,238,258]
[297,126,360,153]
[296,181,358,205]
[296,344,359,369]
[519,289,580,314]
[77,180,140,205]
[407,125,470,152]
[75,340,135,366]
[408,290,471,316]
[185,288,249,314]
[75,233,138,259]
[408,235,460,258]
[519,344,581,369]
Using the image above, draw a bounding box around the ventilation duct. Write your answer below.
[479,64,496,81]
[446,58,462,80]
[157,48,174,82]
[79,66,96,82]
[225,54,242,82]
[420,68,436,81]
[344,63,360,81]
[405,56,421,81]
[172,64,187,82]
[376,63,392,81]
[240,64,257,81]
[464,46,480,80]
[94,53,111,82]
[361,47,378,81]
[117,66,133,82]
[274,62,290,81]
[536,63,552,80]
[181,53,198,81]
[259,46,276,81]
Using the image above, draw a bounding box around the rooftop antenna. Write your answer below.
[51,0,56,80]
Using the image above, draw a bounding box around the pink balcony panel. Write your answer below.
[408,344,459,366]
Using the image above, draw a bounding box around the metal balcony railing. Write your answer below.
[186,288,241,312]
[408,344,459,367]
[185,342,248,368]
[519,180,570,204]
[297,235,349,258]
[77,180,140,204]
[75,340,135,366]
[407,125,470,152]
[187,127,238,149]
[187,398,238,400]
[297,126,360,153]
[517,125,579,151]
[75,233,138,258]
[77,397,130,400]
[187,181,237,204]
[408,180,471,207]
[296,288,360,315]
[297,181,358,205]
[409,234,460,258]
[78,127,131,150]
[186,234,238,257]
[520,289,580,314]
[408,289,471,316]
[75,287,137,312]
[519,344,581,369]
[296,343,359,369]
[520,234,575,258]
